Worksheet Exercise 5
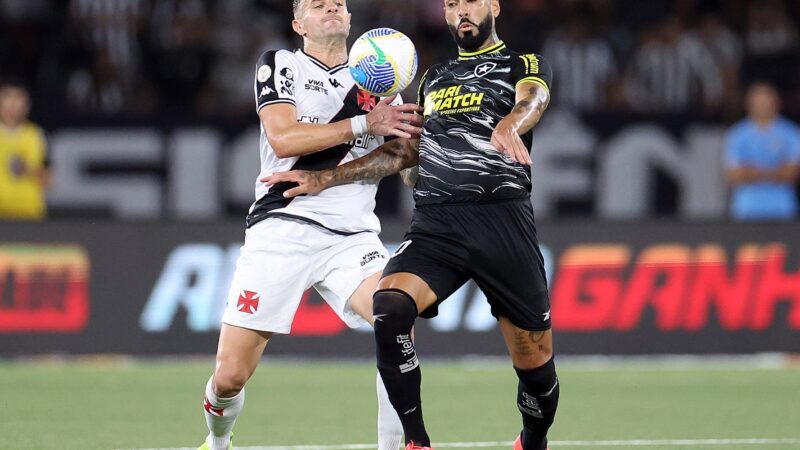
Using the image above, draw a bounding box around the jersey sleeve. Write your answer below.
[512,53,553,94]
[254,50,298,112]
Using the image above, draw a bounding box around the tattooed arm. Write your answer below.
[490,82,551,165]
[261,138,420,198]
[399,166,419,188]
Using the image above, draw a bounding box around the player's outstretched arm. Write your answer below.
[399,166,418,188]
[490,82,550,165]
[261,95,422,159]
[261,138,420,198]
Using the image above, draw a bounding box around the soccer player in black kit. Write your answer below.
[263,1,558,449]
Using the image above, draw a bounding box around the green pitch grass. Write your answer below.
[2,358,799,450]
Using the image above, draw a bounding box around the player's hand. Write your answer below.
[491,117,532,165]
[366,94,423,139]
[260,170,332,198]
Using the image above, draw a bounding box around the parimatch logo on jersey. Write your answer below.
[424,85,485,117]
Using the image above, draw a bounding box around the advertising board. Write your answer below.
[1,221,798,356]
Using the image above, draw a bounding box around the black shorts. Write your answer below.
[384,199,551,331]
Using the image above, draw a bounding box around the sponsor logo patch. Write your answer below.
[279,68,295,96]
[257,65,272,83]
[305,79,329,95]
[397,333,419,373]
[360,250,385,266]
[424,85,484,116]
[518,391,543,418]
[259,86,274,98]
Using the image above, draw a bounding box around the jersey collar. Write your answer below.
[0,121,26,133]
[298,49,349,74]
[458,41,506,60]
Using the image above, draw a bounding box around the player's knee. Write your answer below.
[372,289,417,344]
[515,347,553,370]
[213,364,250,397]
[510,329,553,370]
[538,345,554,363]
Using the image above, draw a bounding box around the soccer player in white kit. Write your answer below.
[197,1,423,449]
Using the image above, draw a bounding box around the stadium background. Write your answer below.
[1,1,800,449]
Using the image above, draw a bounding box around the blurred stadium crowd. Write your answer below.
[1,0,799,120]
[2,0,800,222]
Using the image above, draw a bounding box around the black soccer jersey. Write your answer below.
[415,41,552,205]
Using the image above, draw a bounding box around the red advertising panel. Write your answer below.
[0,244,90,333]
[551,243,800,332]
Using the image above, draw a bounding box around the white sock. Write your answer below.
[203,376,245,450]
[377,371,404,450]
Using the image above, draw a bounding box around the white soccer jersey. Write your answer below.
[247,49,399,234]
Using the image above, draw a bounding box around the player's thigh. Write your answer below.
[380,233,469,316]
[470,203,551,331]
[213,323,272,394]
[347,271,382,325]
[222,218,317,335]
[313,231,389,329]
[498,317,553,370]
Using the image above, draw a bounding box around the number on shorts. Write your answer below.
[393,240,413,257]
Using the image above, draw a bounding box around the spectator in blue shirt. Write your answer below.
[725,82,800,220]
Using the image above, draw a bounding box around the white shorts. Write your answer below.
[221,216,389,334]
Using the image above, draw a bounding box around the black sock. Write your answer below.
[373,289,430,446]
[515,356,559,450]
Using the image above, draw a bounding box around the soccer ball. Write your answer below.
[349,28,418,97]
